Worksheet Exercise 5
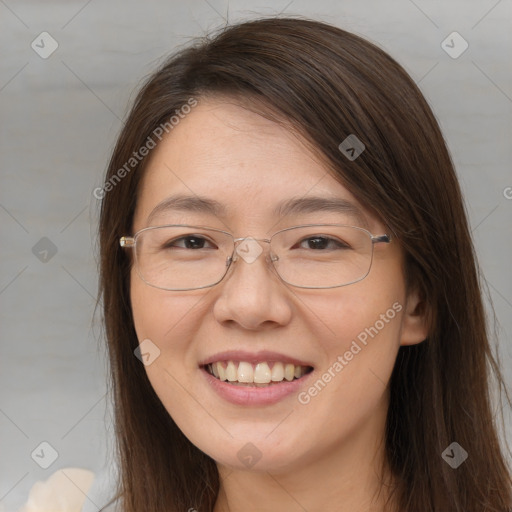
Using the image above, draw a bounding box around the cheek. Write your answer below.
[303,290,404,385]
[129,277,205,444]
[129,269,207,393]
[291,293,404,457]
[130,267,202,345]
[294,262,406,412]
[329,296,404,387]
[299,268,405,355]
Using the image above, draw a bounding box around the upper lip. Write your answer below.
[198,350,314,368]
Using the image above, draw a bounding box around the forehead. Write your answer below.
[133,98,376,233]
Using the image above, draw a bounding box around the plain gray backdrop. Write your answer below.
[1,0,511,510]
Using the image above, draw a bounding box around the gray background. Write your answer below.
[1,0,511,510]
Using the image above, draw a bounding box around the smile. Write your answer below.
[204,360,314,386]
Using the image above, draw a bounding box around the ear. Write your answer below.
[400,287,429,346]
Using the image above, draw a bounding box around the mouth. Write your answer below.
[201,360,314,387]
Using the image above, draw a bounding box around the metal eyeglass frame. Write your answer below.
[119,223,392,291]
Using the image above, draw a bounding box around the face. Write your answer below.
[129,97,422,474]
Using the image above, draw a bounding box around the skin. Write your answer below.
[129,97,428,512]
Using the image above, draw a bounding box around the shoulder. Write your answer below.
[18,468,95,512]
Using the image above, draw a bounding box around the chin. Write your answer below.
[196,434,307,474]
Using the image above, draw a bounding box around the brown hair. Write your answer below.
[98,16,512,511]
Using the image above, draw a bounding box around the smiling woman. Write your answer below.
[97,17,512,512]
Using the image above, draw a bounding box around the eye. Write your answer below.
[295,236,350,250]
[163,235,217,250]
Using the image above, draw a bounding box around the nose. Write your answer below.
[212,237,292,330]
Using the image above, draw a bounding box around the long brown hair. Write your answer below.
[98,17,512,511]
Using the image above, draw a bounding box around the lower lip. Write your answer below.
[200,367,314,406]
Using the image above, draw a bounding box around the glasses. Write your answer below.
[119,224,391,291]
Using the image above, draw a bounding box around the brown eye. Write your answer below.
[163,236,216,250]
[295,236,350,250]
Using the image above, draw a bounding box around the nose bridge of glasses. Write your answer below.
[230,236,276,265]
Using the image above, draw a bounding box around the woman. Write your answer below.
[97,17,512,511]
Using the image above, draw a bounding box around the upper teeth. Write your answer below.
[207,361,310,384]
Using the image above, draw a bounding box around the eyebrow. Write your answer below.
[146,193,368,227]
